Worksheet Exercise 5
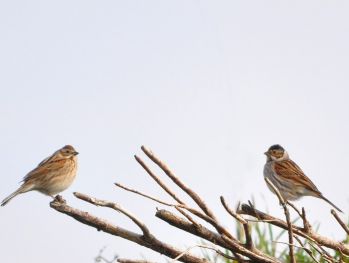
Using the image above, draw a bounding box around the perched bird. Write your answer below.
[263,144,342,212]
[1,145,78,206]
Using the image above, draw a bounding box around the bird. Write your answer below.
[1,145,78,206]
[263,144,342,212]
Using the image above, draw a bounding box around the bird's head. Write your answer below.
[264,144,288,161]
[59,145,79,158]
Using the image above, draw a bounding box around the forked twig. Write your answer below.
[50,195,208,263]
[74,192,152,239]
[220,196,253,248]
[135,149,235,240]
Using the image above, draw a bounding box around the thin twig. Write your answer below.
[293,236,332,263]
[115,182,176,207]
[136,148,236,240]
[286,201,303,218]
[264,178,295,263]
[169,244,239,262]
[274,240,320,263]
[301,207,311,233]
[220,196,247,224]
[95,246,118,263]
[175,206,200,227]
[115,182,234,239]
[220,196,253,249]
[156,209,280,263]
[141,146,216,220]
[307,241,335,263]
[134,155,185,205]
[74,192,152,239]
[239,203,349,255]
[331,209,349,235]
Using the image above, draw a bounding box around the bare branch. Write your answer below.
[169,244,238,262]
[135,148,236,241]
[220,196,247,224]
[239,203,349,255]
[156,209,280,263]
[286,201,303,218]
[275,239,320,263]
[134,155,185,205]
[331,209,349,236]
[301,207,311,233]
[115,182,233,240]
[48,145,349,263]
[220,196,252,249]
[175,206,200,227]
[50,198,208,263]
[141,146,216,220]
[264,178,295,263]
[74,192,151,239]
[115,182,175,207]
[139,146,238,242]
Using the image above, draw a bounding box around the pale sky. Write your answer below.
[1,1,349,262]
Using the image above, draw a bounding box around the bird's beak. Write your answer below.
[73,151,79,155]
[264,151,270,156]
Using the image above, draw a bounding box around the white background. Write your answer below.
[1,1,349,262]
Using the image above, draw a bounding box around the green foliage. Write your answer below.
[201,216,349,263]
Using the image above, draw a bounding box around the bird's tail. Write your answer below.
[1,184,33,206]
[320,195,343,213]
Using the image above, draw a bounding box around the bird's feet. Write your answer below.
[53,195,66,204]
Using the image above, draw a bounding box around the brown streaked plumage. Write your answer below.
[1,145,78,206]
[263,144,342,212]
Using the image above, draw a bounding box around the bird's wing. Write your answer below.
[273,160,321,193]
[37,150,58,166]
[22,157,66,182]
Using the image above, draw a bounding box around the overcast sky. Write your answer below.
[1,1,349,262]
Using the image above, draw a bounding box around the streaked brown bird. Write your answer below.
[263,144,342,212]
[1,145,78,206]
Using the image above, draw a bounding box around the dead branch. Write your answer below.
[48,145,349,263]
[134,151,236,241]
[331,209,349,236]
[156,209,279,263]
[115,182,175,207]
[169,244,238,262]
[134,155,184,205]
[141,146,215,220]
[74,192,151,239]
[114,181,217,230]
[50,198,208,263]
[220,196,252,249]
[239,203,349,255]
